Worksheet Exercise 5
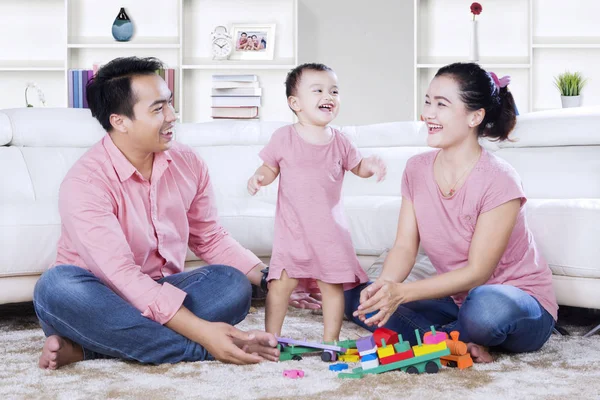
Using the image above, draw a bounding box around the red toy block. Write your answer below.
[373,327,399,347]
[379,349,414,365]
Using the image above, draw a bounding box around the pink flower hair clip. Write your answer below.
[489,72,511,91]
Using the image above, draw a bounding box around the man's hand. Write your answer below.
[247,174,264,195]
[362,155,387,182]
[201,322,277,364]
[232,329,280,362]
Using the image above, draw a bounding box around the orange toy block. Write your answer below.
[373,327,399,347]
[440,354,473,370]
[380,349,414,365]
[445,331,468,356]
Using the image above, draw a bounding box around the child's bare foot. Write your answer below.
[467,342,494,363]
[39,335,84,370]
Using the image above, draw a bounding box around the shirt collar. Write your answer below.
[103,134,172,183]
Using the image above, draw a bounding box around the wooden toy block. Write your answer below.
[359,345,378,357]
[393,334,411,353]
[423,325,449,345]
[361,357,380,370]
[361,353,377,362]
[413,341,448,357]
[345,348,359,355]
[440,354,473,370]
[377,342,395,358]
[336,339,357,349]
[339,354,360,363]
[351,348,450,376]
[338,372,364,379]
[379,349,414,365]
[373,327,399,347]
[355,336,376,353]
[277,337,347,353]
[283,369,304,379]
[329,363,349,372]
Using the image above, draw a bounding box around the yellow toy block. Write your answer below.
[339,354,360,363]
[345,349,359,355]
[412,341,447,357]
[377,345,395,359]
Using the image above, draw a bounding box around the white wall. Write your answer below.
[298,0,414,125]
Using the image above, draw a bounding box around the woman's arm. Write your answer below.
[356,198,521,327]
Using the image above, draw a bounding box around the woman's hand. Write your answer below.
[353,280,405,328]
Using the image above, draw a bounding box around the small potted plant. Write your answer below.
[554,71,587,108]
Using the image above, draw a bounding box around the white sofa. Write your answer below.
[1,107,599,335]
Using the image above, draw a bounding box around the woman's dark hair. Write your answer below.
[435,62,517,141]
[285,62,333,98]
[86,56,164,132]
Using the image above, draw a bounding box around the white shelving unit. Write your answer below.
[0,0,298,122]
[414,0,600,118]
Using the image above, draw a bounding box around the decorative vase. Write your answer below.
[561,95,581,108]
[112,7,133,42]
[469,20,479,62]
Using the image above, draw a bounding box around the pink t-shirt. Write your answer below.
[402,149,558,320]
[259,125,369,290]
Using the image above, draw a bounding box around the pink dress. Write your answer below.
[402,149,558,320]
[259,125,369,290]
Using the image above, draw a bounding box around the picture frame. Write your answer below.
[229,23,276,61]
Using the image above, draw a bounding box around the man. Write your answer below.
[33,57,318,370]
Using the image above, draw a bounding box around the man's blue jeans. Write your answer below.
[344,283,555,352]
[33,264,252,363]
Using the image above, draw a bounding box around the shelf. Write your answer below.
[416,56,530,69]
[182,58,296,70]
[67,36,181,49]
[0,60,65,71]
[533,36,600,49]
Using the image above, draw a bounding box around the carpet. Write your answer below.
[1,303,599,400]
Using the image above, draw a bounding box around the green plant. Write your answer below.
[554,71,588,96]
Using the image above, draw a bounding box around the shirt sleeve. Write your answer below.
[340,131,362,171]
[59,178,187,325]
[258,129,283,168]
[187,153,261,274]
[480,165,527,214]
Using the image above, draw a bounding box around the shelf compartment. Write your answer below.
[68,36,181,49]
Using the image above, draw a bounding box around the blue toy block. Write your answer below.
[329,363,349,372]
[361,353,378,362]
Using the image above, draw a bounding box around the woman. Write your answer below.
[345,62,557,363]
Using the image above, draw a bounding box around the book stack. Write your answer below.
[68,67,176,110]
[211,74,261,119]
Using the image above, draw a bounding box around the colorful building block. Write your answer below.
[339,354,360,363]
[393,334,411,353]
[283,369,304,379]
[355,336,376,353]
[423,326,449,345]
[338,372,364,379]
[373,327,400,347]
[412,328,448,357]
[377,339,396,358]
[345,348,359,355]
[329,363,349,372]
[380,348,414,365]
[361,358,380,370]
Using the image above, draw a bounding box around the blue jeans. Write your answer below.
[33,264,252,364]
[344,283,555,353]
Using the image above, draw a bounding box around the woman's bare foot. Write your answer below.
[467,342,494,363]
[39,335,84,370]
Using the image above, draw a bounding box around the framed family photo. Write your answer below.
[229,23,276,61]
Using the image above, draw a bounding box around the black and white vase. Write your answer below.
[112,8,133,42]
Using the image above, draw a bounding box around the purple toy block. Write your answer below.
[277,337,347,353]
[356,336,376,353]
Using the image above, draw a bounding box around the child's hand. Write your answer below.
[363,155,387,182]
[247,174,264,195]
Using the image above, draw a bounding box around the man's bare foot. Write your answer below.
[467,342,494,363]
[39,335,84,370]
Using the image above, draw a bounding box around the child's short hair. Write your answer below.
[285,63,333,98]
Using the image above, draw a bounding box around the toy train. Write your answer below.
[277,326,473,378]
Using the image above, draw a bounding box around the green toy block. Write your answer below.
[279,352,294,361]
[415,329,423,347]
[394,334,411,353]
[338,372,364,379]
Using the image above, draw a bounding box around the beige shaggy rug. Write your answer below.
[1,303,600,400]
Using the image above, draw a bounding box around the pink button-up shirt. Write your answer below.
[53,134,261,325]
